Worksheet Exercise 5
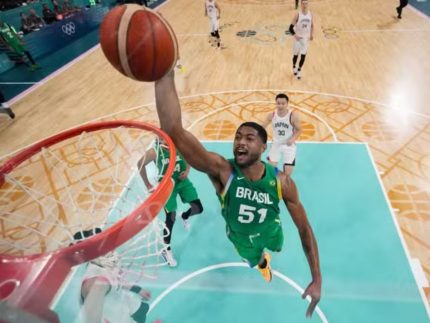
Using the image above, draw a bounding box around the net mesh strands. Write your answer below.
[0,121,175,320]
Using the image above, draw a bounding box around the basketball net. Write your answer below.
[0,121,175,321]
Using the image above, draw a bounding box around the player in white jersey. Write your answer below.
[289,0,314,80]
[75,229,152,323]
[205,0,221,48]
[263,93,302,175]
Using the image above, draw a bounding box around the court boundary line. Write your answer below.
[409,3,430,22]
[107,89,430,120]
[341,28,430,33]
[6,0,171,106]
[5,88,429,160]
[201,140,362,144]
[0,82,40,85]
[364,143,430,318]
[153,0,171,9]
[7,44,101,106]
[147,262,329,323]
[185,100,338,141]
[173,89,430,119]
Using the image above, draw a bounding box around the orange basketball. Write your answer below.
[99,4,178,82]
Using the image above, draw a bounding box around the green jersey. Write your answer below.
[155,143,187,184]
[0,23,25,54]
[218,159,282,236]
[0,24,19,44]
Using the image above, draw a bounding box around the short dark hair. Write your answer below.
[237,122,268,144]
[275,93,289,102]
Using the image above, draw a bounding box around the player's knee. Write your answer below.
[81,278,110,302]
[81,280,93,300]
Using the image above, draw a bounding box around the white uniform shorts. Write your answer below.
[209,16,219,33]
[268,142,296,166]
[103,288,142,322]
[81,263,142,321]
[82,262,120,292]
[293,38,309,55]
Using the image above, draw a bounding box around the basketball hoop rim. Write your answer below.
[0,120,176,265]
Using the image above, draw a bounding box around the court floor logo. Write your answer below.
[322,26,340,39]
[61,22,76,36]
[236,30,257,37]
[236,25,291,45]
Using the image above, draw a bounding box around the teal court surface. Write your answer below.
[54,142,430,323]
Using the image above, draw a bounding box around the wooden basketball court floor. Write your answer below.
[1,0,430,320]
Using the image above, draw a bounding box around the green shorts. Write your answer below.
[164,178,199,213]
[226,224,284,267]
[9,41,26,55]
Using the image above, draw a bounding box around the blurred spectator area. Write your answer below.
[0,0,97,29]
[0,1,110,72]
[0,0,159,74]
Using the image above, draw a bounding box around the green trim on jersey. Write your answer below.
[0,23,25,54]
[155,142,187,184]
[0,23,18,43]
[218,159,283,236]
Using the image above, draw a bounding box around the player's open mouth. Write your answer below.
[236,149,248,161]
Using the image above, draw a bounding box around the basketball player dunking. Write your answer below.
[289,0,314,80]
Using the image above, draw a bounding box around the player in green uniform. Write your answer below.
[153,70,322,318]
[219,156,284,270]
[138,138,203,267]
[0,20,38,70]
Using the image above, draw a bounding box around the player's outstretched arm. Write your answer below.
[137,148,156,191]
[154,71,230,186]
[280,173,321,318]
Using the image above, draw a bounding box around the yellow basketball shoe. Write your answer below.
[257,252,272,282]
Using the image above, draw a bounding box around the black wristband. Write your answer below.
[289,24,295,35]
[130,285,142,294]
